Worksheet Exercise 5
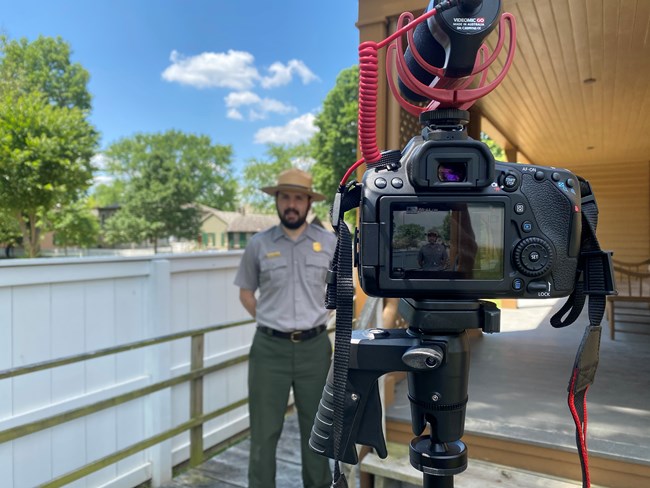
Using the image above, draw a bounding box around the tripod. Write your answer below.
[310,298,500,487]
[398,298,500,487]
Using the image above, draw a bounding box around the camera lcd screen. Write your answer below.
[390,202,504,280]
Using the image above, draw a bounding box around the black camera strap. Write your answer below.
[550,177,616,488]
[325,182,362,488]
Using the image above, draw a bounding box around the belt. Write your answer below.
[257,324,327,343]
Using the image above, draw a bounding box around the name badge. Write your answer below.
[266,251,281,258]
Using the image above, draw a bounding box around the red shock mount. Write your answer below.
[347,2,516,185]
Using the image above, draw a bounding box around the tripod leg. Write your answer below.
[423,473,454,488]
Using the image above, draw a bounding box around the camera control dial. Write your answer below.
[513,237,553,277]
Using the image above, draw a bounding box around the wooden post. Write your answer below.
[190,334,204,466]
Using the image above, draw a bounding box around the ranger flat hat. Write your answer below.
[261,168,326,202]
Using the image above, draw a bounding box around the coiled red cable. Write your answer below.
[358,41,381,166]
[344,3,451,187]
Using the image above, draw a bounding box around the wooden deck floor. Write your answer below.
[164,299,650,487]
[387,299,650,487]
[162,413,589,488]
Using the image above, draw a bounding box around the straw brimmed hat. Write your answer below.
[261,168,326,202]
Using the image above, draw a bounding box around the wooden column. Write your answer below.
[189,334,204,466]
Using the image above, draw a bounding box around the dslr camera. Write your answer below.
[357,109,582,300]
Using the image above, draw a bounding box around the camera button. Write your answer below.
[374,177,387,189]
[551,172,561,182]
[391,177,404,189]
[514,203,525,214]
[534,170,545,181]
[527,281,550,293]
[521,221,533,233]
[513,237,553,277]
[512,278,524,291]
[500,172,519,192]
[504,174,517,188]
[566,178,575,188]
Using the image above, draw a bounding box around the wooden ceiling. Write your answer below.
[359,0,650,169]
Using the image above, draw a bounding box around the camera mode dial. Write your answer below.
[513,237,553,277]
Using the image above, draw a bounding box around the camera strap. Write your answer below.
[550,177,616,488]
[324,182,362,488]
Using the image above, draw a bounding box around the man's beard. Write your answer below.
[278,207,308,230]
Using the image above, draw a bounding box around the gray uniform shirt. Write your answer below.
[234,223,337,332]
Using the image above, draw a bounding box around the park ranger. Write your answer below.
[234,168,336,488]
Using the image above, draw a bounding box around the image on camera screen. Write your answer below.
[390,202,504,280]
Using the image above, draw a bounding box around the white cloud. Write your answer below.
[225,90,296,121]
[91,153,109,171]
[291,156,316,172]
[163,50,318,121]
[261,60,319,88]
[227,108,244,120]
[162,51,318,92]
[93,174,114,186]
[162,49,260,90]
[254,113,319,145]
[225,91,261,107]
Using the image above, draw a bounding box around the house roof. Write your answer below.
[197,203,278,232]
[228,214,279,233]
[199,204,331,233]
[197,204,240,225]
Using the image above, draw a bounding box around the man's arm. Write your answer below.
[239,288,257,318]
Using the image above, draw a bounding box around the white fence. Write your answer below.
[0,251,254,488]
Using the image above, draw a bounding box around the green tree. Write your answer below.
[92,179,126,207]
[311,65,359,205]
[0,36,98,257]
[241,143,312,213]
[393,223,425,249]
[0,91,98,257]
[0,210,21,255]
[0,35,91,109]
[48,199,100,254]
[481,132,505,161]
[103,131,236,251]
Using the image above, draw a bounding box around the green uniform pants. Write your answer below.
[248,328,333,488]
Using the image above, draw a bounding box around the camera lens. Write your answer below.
[438,162,467,182]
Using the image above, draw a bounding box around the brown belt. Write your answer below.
[257,324,327,343]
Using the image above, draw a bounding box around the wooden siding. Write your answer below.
[569,160,650,262]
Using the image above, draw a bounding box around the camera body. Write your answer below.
[357,131,582,300]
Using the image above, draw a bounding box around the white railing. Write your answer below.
[0,252,254,488]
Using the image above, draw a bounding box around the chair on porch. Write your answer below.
[607,258,650,339]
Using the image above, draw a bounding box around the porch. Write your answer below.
[384,299,650,488]
[168,299,650,487]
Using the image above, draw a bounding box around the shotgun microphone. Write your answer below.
[398,0,501,102]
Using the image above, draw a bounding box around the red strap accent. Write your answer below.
[568,368,591,488]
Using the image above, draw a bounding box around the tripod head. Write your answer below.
[310,299,500,486]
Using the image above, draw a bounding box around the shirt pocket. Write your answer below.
[260,257,288,285]
[305,254,330,286]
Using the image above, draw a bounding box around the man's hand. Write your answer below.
[239,288,257,318]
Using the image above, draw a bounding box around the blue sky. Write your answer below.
[0,0,360,180]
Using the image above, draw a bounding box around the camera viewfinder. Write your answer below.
[438,162,467,182]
